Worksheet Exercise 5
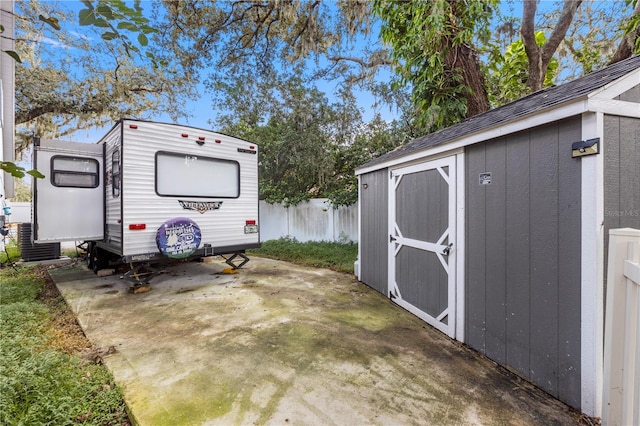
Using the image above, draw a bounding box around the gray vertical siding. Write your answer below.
[604,114,640,237]
[616,84,640,102]
[466,146,487,352]
[360,169,388,295]
[505,132,531,376]
[465,117,582,409]
[603,113,640,301]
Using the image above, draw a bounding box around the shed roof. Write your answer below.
[358,55,640,172]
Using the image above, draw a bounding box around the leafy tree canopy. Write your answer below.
[213,71,407,206]
[13,0,198,151]
[5,0,640,203]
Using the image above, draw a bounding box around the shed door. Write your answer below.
[389,156,456,338]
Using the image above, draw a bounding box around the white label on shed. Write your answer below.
[479,172,492,185]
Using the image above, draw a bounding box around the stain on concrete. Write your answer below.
[49,258,583,426]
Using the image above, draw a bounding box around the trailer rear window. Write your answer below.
[155,152,240,198]
[51,156,100,188]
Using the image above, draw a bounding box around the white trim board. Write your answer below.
[357,68,639,176]
[588,68,640,100]
[580,111,605,418]
[356,99,590,175]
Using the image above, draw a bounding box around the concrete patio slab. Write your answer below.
[49,257,582,425]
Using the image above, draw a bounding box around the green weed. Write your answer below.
[0,266,129,425]
[0,241,21,264]
[248,237,358,274]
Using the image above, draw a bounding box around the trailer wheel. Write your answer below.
[90,245,108,273]
[86,242,95,270]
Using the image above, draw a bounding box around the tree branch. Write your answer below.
[326,55,392,68]
[542,0,582,64]
[609,0,640,64]
[521,0,539,60]
[523,0,582,92]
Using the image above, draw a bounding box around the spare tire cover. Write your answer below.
[156,217,202,259]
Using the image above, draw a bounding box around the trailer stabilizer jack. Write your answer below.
[124,263,160,293]
[221,252,250,270]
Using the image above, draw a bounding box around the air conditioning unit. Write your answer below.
[18,223,60,262]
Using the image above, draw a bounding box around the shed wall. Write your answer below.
[602,87,640,303]
[465,117,582,409]
[604,114,640,232]
[359,169,388,295]
[616,83,640,102]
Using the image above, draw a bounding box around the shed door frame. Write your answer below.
[388,153,465,339]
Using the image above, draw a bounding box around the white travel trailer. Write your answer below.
[32,119,260,288]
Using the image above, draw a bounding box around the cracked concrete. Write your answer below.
[49,257,582,425]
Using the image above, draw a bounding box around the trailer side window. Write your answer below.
[51,156,100,188]
[156,152,240,198]
[112,150,121,197]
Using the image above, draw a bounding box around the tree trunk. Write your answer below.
[609,0,640,64]
[445,43,490,117]
[522,0,582,93]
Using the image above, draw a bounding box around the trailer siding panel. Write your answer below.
[104,126,122,249]
[360,169,388,295]
[117,121,259,257]
[465,117,582,407]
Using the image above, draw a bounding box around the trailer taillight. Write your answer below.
[181,133,189,138]
[129,124,138,129]
[129,223,146,230]
[244,220,258,234]
[215,139,222,143]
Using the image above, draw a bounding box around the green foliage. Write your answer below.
[14,0,195,147]
[78,0,163,65]
[215,74,405,206]
[487,31,558,106]
[1,161,45,179]
[623,0,640,52]
[374,0,497,133]
[249,238,358,274]
[7,178,31,202]
[0,242,21,265]
[0,268,129,425]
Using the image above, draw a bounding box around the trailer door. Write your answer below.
[33,140,104,243]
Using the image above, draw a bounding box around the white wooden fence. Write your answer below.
[259,199,357,243]
[603,228,640,426]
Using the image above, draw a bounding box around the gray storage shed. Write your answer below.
[355,55,640,417]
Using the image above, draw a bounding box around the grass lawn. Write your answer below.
[248,238,358,274]
[0,264,130,425]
